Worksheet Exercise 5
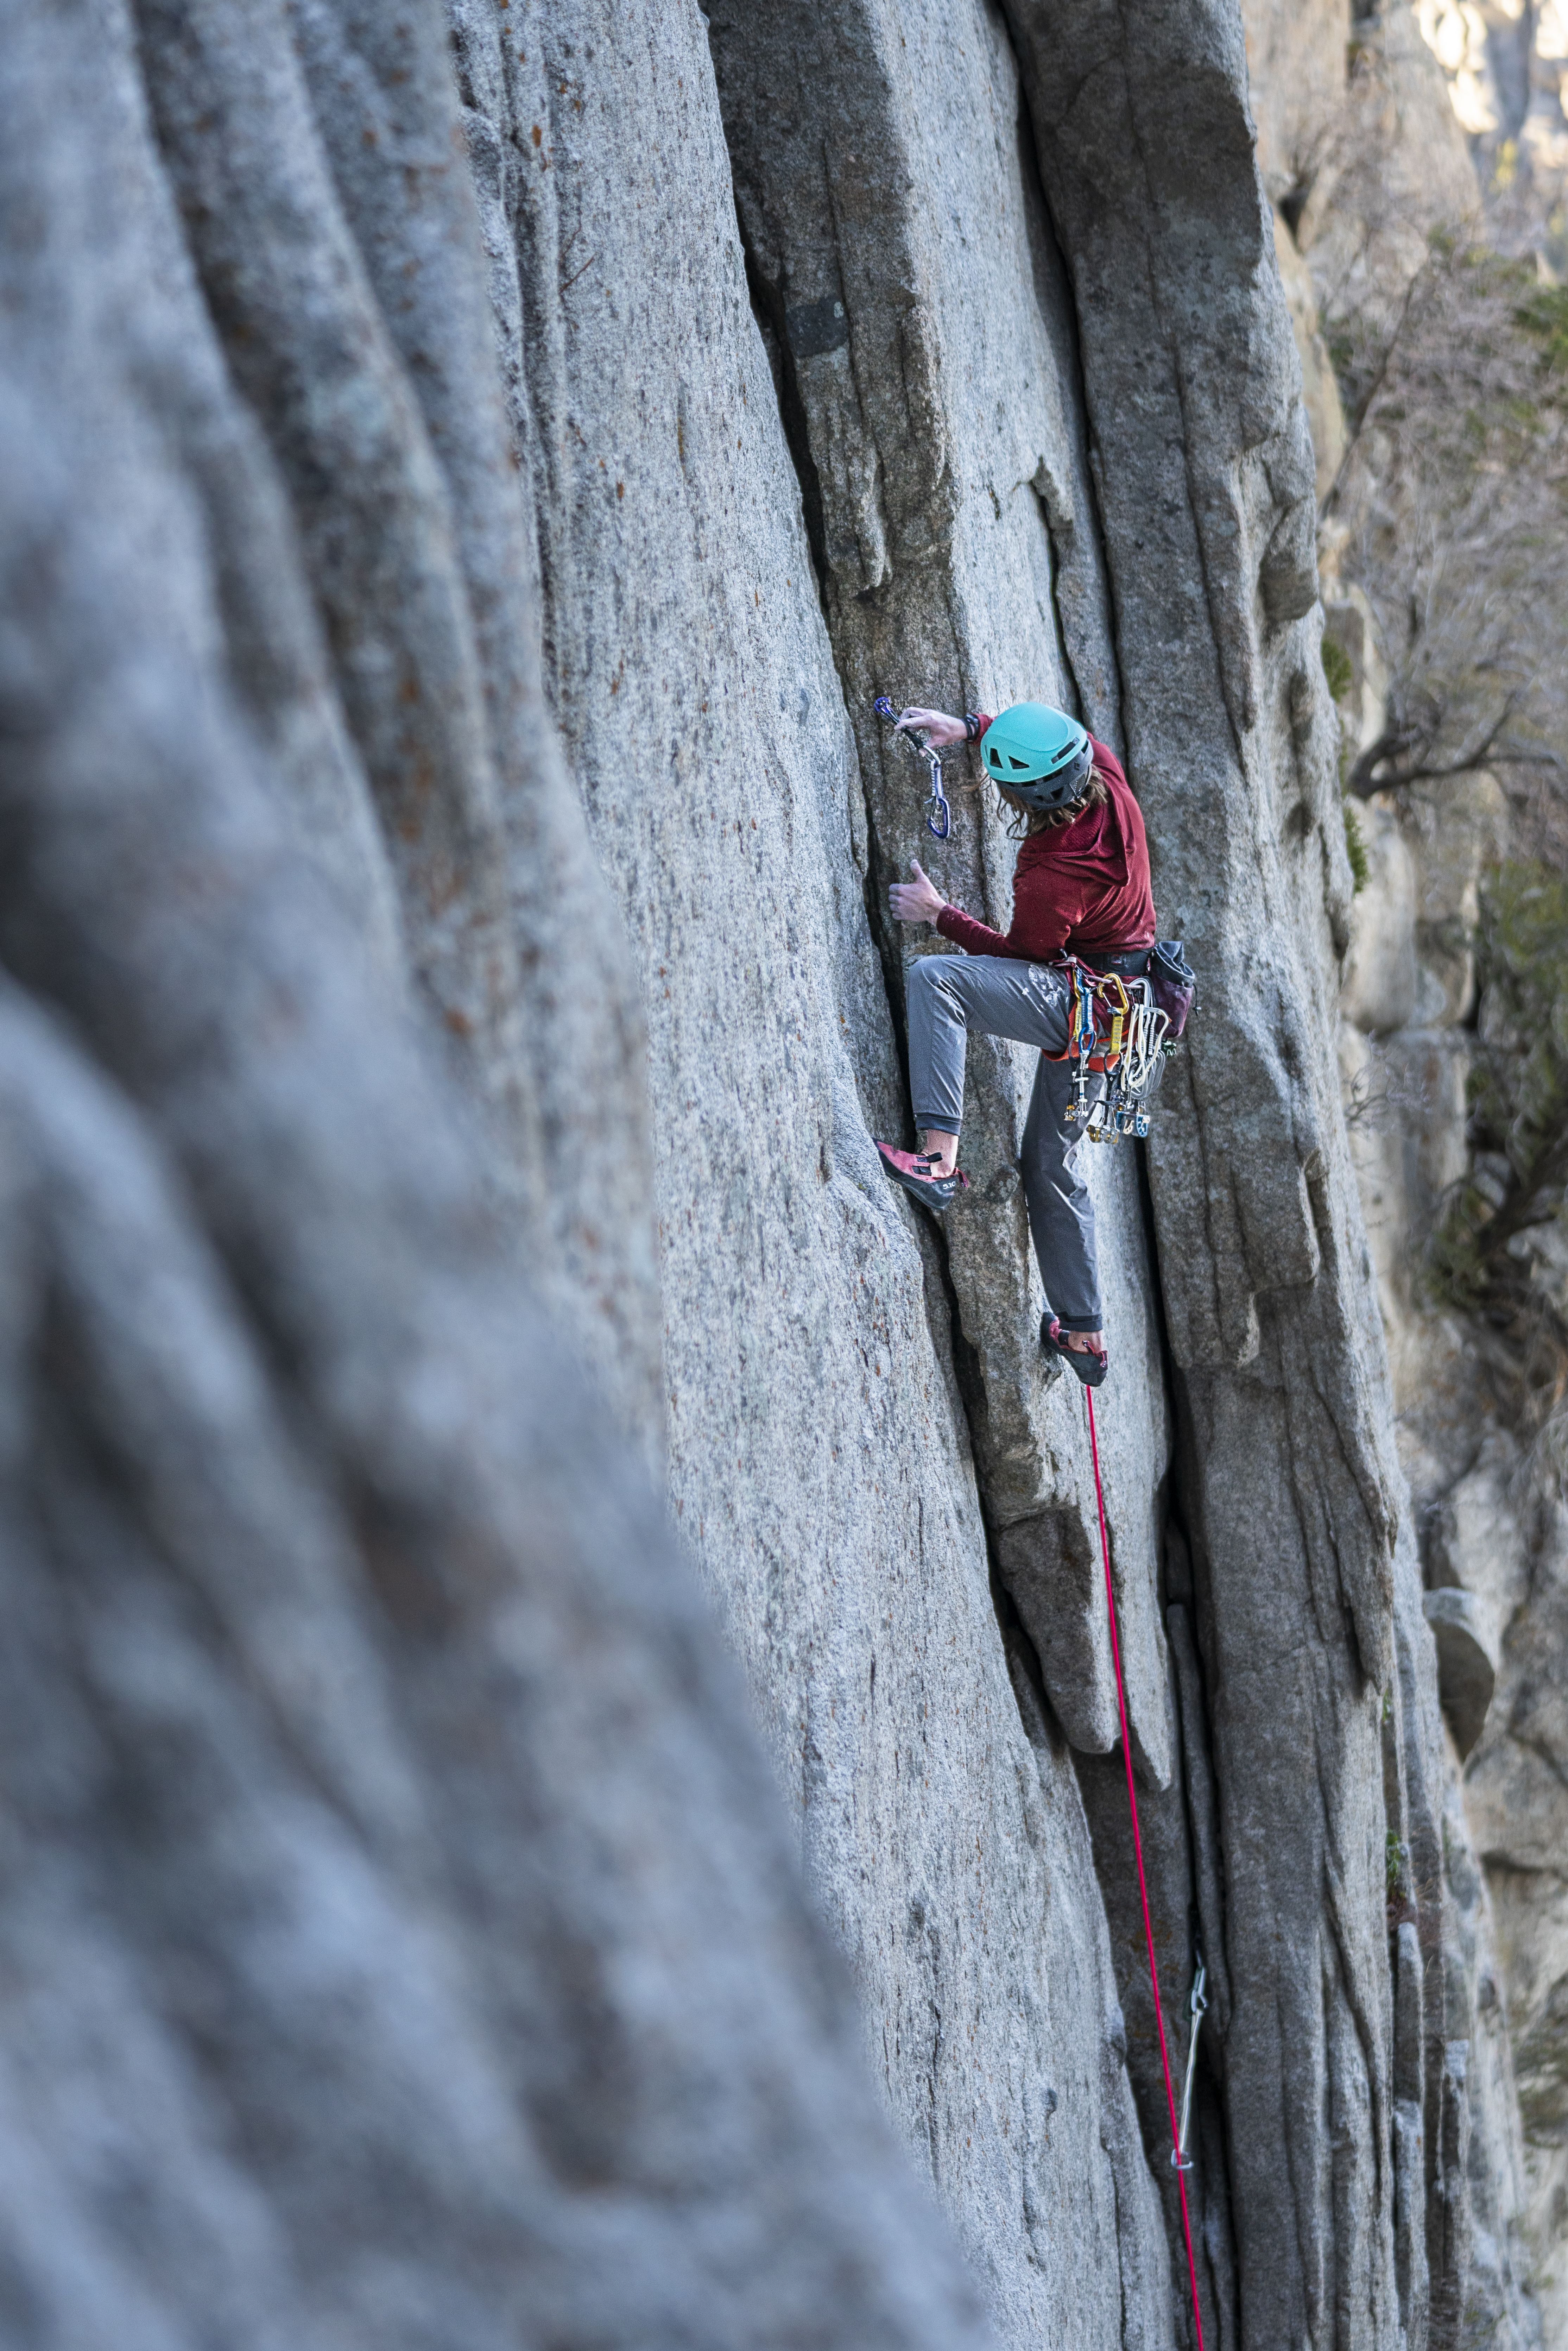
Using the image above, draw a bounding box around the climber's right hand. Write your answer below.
[894,706,966,749]
[889,860,947,925]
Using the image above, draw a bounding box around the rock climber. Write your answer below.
[875,702,1156,1388]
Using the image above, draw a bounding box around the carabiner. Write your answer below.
[874,694,953,841]
[1171,1955,1208,2172]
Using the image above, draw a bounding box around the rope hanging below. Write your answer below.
[1085,1388,1208,2351]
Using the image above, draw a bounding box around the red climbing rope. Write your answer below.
[1085,1388,1208,2351]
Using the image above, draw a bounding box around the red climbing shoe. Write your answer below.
[1042,1314,1108,1388]
[876,1141,969,1214]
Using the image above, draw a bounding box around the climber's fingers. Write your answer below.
[896,707,967,749]
[910,858,930,889]
[888,862,945,926]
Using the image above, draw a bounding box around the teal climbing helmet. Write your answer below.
[981,702,1094,812]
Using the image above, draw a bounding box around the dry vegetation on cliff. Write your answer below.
[1265,10,1568,2332]
[1331,241,1568,826]
[1303,18,1568,1439]
[1332,241,1568,1417]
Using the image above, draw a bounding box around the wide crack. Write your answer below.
[711,12,1241,2337]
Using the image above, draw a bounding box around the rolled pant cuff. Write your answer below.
[1053,1313,1105,1334]
[913,1120,960,1138]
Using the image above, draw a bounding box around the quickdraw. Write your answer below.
[1172,1955,1208,2173]
[1054,957,1172,1141]
[873,694,952,840]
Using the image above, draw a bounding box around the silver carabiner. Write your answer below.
[1172,1955,1208,2171]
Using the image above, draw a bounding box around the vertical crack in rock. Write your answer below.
[735,225,924,1132]
[1015,80,1126,758]
[451,1,1177,2339]
[993,2,1425,2344]
[738,237,833,603]
[703,3,1193,2342]
[1143,1156,1243,2343]
[706,0,1175,1800]
[1035,475,1086,725]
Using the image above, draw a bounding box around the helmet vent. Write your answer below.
[1008,755,1027,770]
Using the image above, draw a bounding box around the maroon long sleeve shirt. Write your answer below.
[934,725,1156,963]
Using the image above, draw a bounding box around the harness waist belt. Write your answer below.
[1080,947,1150,978]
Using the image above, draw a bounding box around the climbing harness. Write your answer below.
[1172,1956,1208,2173]
[1053,959,1171,1141]
[1047,940,1197,1141]
[873,694,952,840]
[1085,1387,1208,2351]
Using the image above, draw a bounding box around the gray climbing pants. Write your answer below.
[906,953,1104,1334]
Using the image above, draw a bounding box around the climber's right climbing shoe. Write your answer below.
[876,1141,969,1215]
[1041,1314,1108,1388]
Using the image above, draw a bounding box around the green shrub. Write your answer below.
[1515,282,1568,374]
[1321,635,1355,703]
[1429,864,1568,1399]
[1343,798,1369,894]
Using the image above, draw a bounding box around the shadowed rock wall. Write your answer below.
[453,5,1172,2340]
[1241,6,1551,2341]
[453,1,1515,2346]
[0,0,1543,2345]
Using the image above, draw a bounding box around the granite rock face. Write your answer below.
[466,1,1503,2345]
[453,6,1171,2339]
[1242,6,1558,2338]
[0,1,1009,2343]
[0,0,1545,2346]
[1339,770,1559,2349]
[1337,773,1548,2351]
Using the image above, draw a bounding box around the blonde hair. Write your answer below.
[996,764,1109,840]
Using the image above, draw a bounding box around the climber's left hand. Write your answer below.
[889,860,947,925]
[894,706,966,748]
